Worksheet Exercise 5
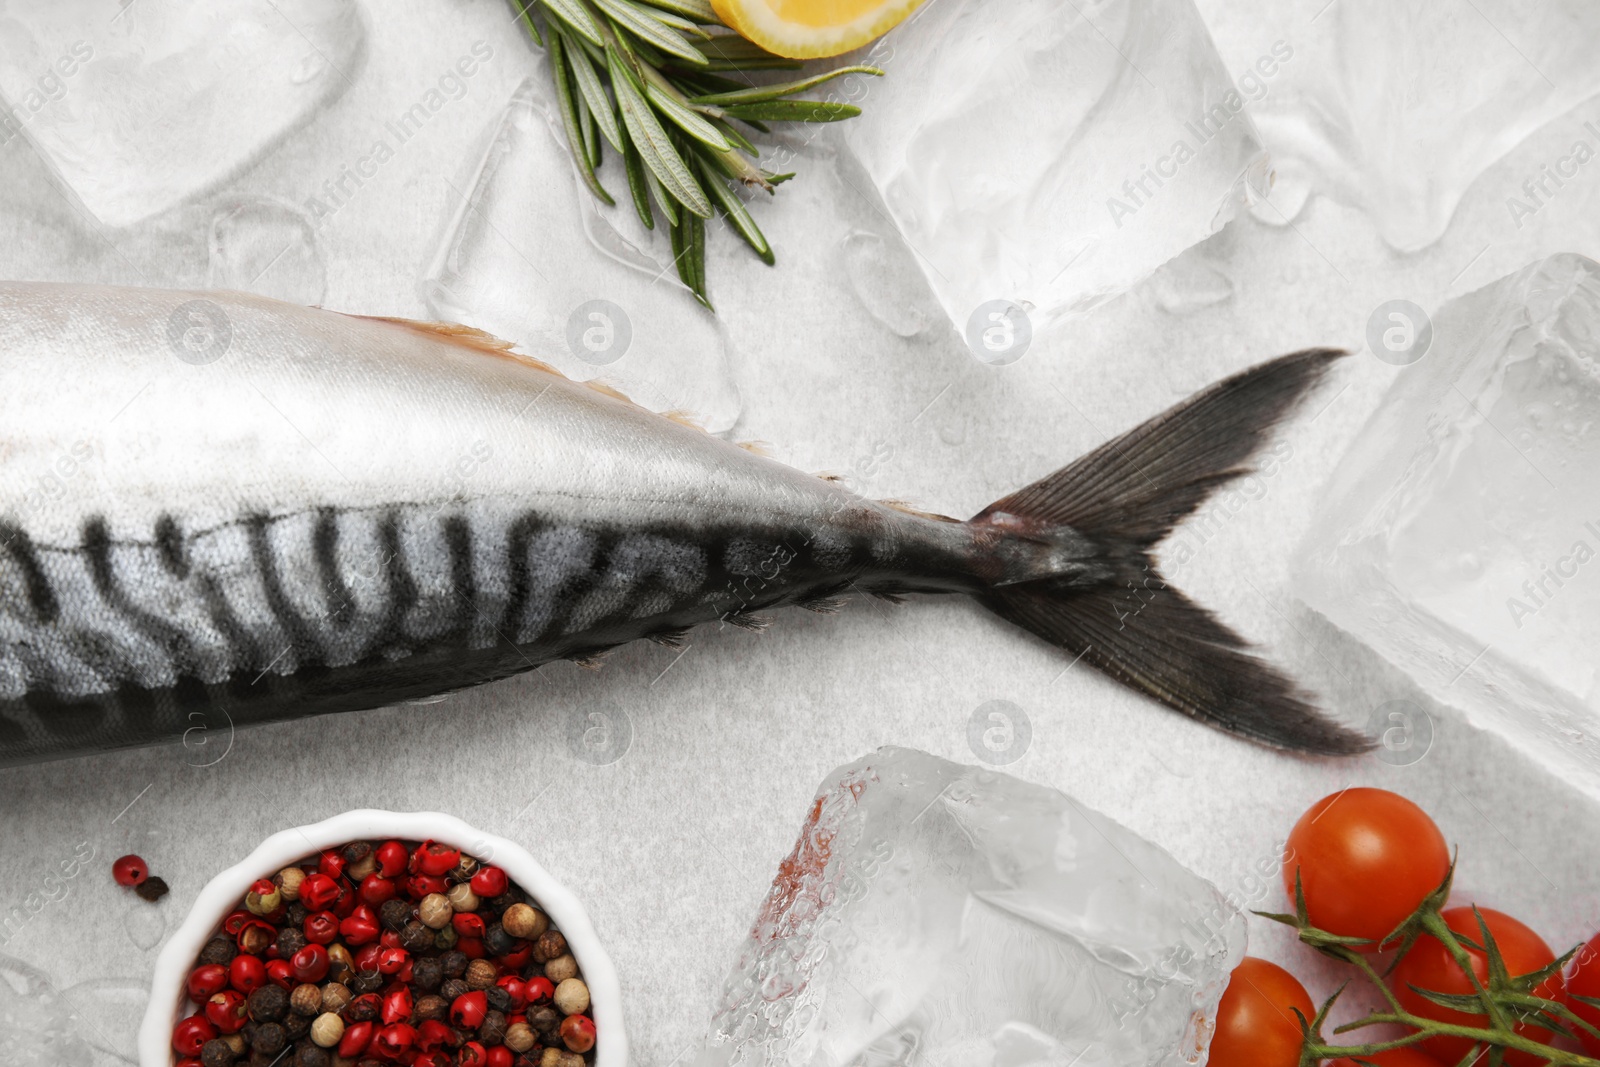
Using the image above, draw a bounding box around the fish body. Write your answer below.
[0,283,1365,764]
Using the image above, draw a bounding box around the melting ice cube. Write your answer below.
[835,0,1270,337]
[699,748,1245,1067]
[1297,253,1600,796]
[1244,0,1600,250]
[0,0,365,228]
[422,77,742,434]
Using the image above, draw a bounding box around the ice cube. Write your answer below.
[1296,253,1600,797]
[835,0,1270,337]
[208,197,326,306]
[421,76,742,434]
[1240,0,1600,250]
[699,748,1246,1067]
[0,954,93,1067]
[0,0,365,229]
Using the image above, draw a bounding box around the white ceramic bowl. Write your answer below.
[139,809,627,1067]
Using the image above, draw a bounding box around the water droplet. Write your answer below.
[209,197,326,305]
[123,905,164,950]
[840,231,931,338]
[1147,255,1233,315]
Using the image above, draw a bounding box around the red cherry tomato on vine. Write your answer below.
[1565,929,1600,1056]
[1284,788,1449,949]
[1209,956,1314,1067]
[1392,906,1563,1067]
[1328,1049,1445,1067]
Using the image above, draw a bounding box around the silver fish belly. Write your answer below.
[0,282,1371,763]
[0,283,976,763]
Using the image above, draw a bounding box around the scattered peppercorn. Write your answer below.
[113,854,148,887]
[176,840,597,1065]
[136,875,170,902]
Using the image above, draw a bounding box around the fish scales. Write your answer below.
[0,283,1370,763]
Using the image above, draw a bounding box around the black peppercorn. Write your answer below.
[490,890,521,913]
[283,1012,311,1041]
[341,841,371,865]
[135,875,169,902]
[276,927,308,958]
[531,930,566,964]
[251,1022,286,1057]
[351,969,384,995]
[400,920,434,954]
[247,984,288,1023]
[240,1021,259,1047]
[440,978,469,1002]
[246,1051,275,1067]
[414,994,447,1022]
[411,956,443,991]
[379,898,412,931]
[440,950,468,979]
[201,1037,237,1067]
[294,1043,329,1067]
[483,923,516,957]
[346,993,380,1022]
[485,986,511,1013]
[198,936,237,966]
[286,902,308,926]
[528,1005,560,1038]
[479,1009,507,1046]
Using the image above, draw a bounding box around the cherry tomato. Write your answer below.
[1210,956,1314,1067]
[1328,1049,1444,1067]
[1565,930,1600,1056]
[1284,788,1449,949]
[1392,906,1563,1067]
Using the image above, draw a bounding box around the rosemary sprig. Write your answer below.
[513,0,883,308]
[1256,869,1600,1065]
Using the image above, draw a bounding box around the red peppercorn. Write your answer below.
[359,873,398,906]
[469,866,507,898]
[177,1060,203,1067]
[495,976,527,1012]
[355,942,383,973]
[376,946,410,975]
[403,874,449,899]
[414,1054,451,1067]
[495,943,533,971]
[524,976,554,1005]
[380,929,402,949]
[381,986,413,1025]
[341,904,381,946]
[559,1014,596,1054]
[171,1014,215,1056]
[331,884,357,918]
[376,840,408,878]
[318,849,346,880]
[228,954,266,994]
[112,854,148,887]
[452,913,486,939]
[265,959,295,990]
[338,1020,374,1059]
[457,936,485,960]
[450,990,487,1029]
[374,1022,416,1058]
[415,841,460,877]
[290,944,329,983]
[204,990,248,1034]
[458,1040,488,1067]
[299,872,340,911]
[486,1047,513,1067]
[303,910,338,945]
[416,1018,454,1052]
[186,964,227,1001]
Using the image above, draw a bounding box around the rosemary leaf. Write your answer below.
[551,32,615,205]
[591,0,710,66]
[513,0,544,47]
[561,30,626,152]
[608,48,713,217]
[646,162,679,227]
[696,154,773,265]
[689,65,882,106]
[579,91,602,169]
[635,0,720,24]
[644,78,732,151]
[646,8,714,39]
[540,0,605,48]
[688,211,708,301]
[623,140,655,231]
[710,117,758,157]
[695,34,784,62]
[720,99,862,122]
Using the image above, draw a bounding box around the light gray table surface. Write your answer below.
[2,2,1598,1064]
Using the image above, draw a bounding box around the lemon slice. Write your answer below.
[711,0,926,59]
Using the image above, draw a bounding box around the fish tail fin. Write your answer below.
[970,348,1370,756]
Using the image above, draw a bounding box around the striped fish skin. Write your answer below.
[0,284,1027,764]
